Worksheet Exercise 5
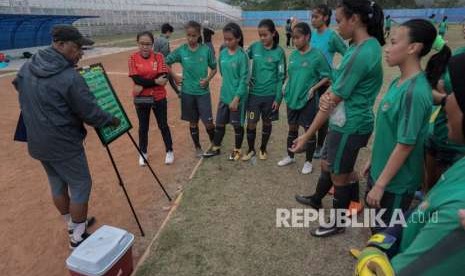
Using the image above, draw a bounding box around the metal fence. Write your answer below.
[1,0,242,36]
[243,7,465,27]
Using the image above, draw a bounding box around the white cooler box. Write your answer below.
[66,225,135,276]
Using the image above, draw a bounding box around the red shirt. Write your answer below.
[128,51,168,101]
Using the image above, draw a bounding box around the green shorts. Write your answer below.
[321,130,371,175]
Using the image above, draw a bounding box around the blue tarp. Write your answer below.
[242,7,465,27]
[0,14,95,50]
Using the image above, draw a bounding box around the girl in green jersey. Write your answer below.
[364,19,451,233]
[203,23,249,160]
[292,0,385,237]
[242,19,286,162]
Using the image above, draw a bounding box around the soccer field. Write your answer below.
[0,24,463,276]
[134,25,464,276]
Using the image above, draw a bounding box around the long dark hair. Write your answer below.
[258,19,280,49]
[338,0,385,46]
[293,22,312,38]
[314,4,332,27]
[402,19,452,88]
[223,22,244,48]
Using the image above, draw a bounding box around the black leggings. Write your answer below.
[286,33,292,47]
[135,98,173,153]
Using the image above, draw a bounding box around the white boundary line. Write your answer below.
[0,38,186,79]
[131,192,184,276]
[132,157,203,275]
[0,71,18,79]
[107,72,128,76]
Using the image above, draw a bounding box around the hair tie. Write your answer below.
[433,35,446,52]
[368,1,375,18]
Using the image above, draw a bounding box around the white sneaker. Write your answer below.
[277,156,296,167]
[165,151,174,165]
[301,161,313,174]
[139,153,147,167]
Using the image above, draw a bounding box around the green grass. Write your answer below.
[135,25,464,276]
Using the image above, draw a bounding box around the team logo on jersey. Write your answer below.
[199,57,204,62]
[418,200,429,211]
[231,62,237,68]
[301,61,309,67]
[267,57,273,63]
[382,102,390,112]
[152,61,158,70]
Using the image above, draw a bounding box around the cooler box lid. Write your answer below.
[66,225,135,276]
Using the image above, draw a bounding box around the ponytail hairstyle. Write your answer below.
[223,22,244,48]
[258,19,280,49]
[338,0,385,46]
[402,19,452,88]
[314,4,332,27]
[185,20,203,44]
[293,22,312,38]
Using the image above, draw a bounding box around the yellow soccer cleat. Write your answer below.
[259,150,268,160]
[229,149,242,161]
[355,247,395,276]
[241,150,256,161]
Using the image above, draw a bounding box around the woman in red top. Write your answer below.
[129,31,174,166]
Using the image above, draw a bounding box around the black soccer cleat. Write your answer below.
[295,195,322,209]
[202,147,221,158]
[69,232,91,250]
[311,225,345,238]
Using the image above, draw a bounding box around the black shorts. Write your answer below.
[181,93,213,124]
[287,98,317,128]
[321,130,371,175]
[366,175,414,234]
[246,95,279,124]
[215,101,246,127]
[425,137,464,168]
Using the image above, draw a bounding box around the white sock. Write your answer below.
[72,221,86,242]
[63,214,72,231]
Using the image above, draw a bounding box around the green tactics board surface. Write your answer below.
[78,63,132,145]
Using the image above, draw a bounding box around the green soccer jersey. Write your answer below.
[371,72,432,195]
[218,47,249,105]
[429,47,465,155]
[311,28,347,66]
[284,48,331,110]
[166,43,217,95]
[330,38,383,134]
[247,41,286,103]
[438,21,448,35]
[391,157,465,275]
[385,18,392,29]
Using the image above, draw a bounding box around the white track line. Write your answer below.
[106,72,128,76]
[0,71,18,79]
[131,193,183,275]
[189,158,204,180]
[132,156,204,274]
